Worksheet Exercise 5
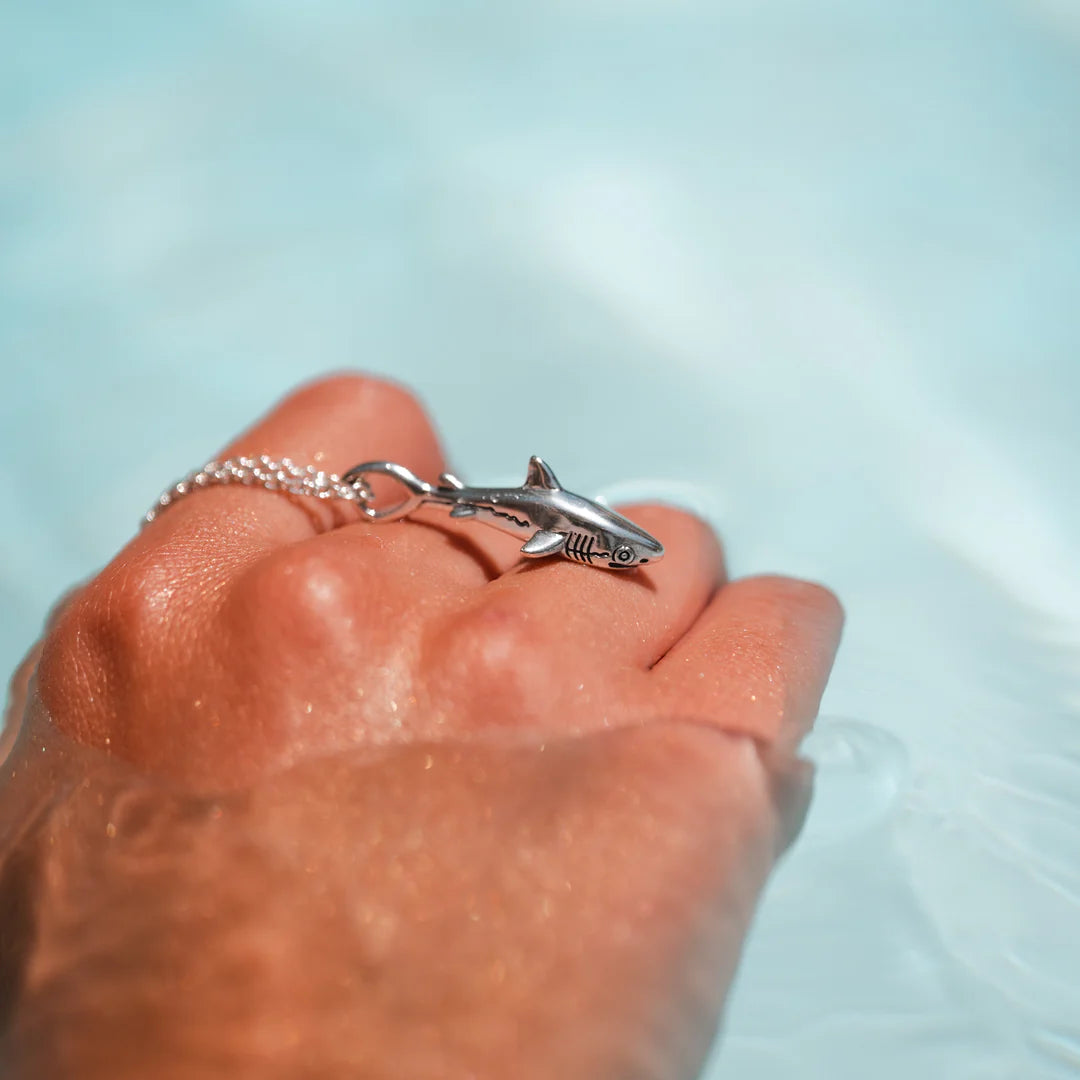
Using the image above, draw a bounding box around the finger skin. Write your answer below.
[485,504,725,670]
[37,374,460,779]
[147,371,449,543]
[644,575,845,751]
[147,372,527,586]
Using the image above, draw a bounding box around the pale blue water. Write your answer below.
[2,3,1079,1076]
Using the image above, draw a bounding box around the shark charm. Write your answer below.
[342,456,664,570]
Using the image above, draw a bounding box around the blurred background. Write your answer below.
[2,2,1079,1076]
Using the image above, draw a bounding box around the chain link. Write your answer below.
[144,456,373,525]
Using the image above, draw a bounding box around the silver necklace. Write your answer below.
[146,455,664,571]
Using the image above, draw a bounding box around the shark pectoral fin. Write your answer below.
[439,472,466,490]
[525,456,561,491]
[449,504,477,518]
[521,529,566,557]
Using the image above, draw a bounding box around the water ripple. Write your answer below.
[800,717,909,844]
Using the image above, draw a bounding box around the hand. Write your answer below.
[4,374,843,1080]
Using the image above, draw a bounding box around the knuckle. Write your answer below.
[74,558,176,660]
[37,557,175,704]
[37,598,95,693]
[107,558,178,641]
[451,602,545,677]
[425,601,554,718]
[226,545,359,648]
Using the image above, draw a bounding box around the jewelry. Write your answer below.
[146,455,663,570]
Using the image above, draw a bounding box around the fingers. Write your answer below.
[148,372,448,544]
[485,504,725,670]
[144,373,523,586]
[644,575,844,749]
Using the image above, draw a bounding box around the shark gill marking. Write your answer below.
[565,532,585,563]
[565,532,605,565]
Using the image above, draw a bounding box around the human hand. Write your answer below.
[4,374,843,1079]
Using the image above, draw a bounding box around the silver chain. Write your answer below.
[142,455,667,570]
[144,456,373,524]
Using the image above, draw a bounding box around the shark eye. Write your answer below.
[613,545,635,564]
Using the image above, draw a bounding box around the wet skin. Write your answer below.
[0,374,843,1080]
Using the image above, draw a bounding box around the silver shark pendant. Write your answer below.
[342,456,664,571]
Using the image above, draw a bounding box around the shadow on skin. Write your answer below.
[400,518,506,581]
[510,557,660,593]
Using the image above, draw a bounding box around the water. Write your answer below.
[2,2,1079,1075]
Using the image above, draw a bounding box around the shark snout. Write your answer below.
[605,531,664,569]
[634,536,664,566]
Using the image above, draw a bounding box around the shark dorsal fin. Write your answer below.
[525,456,561,491]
